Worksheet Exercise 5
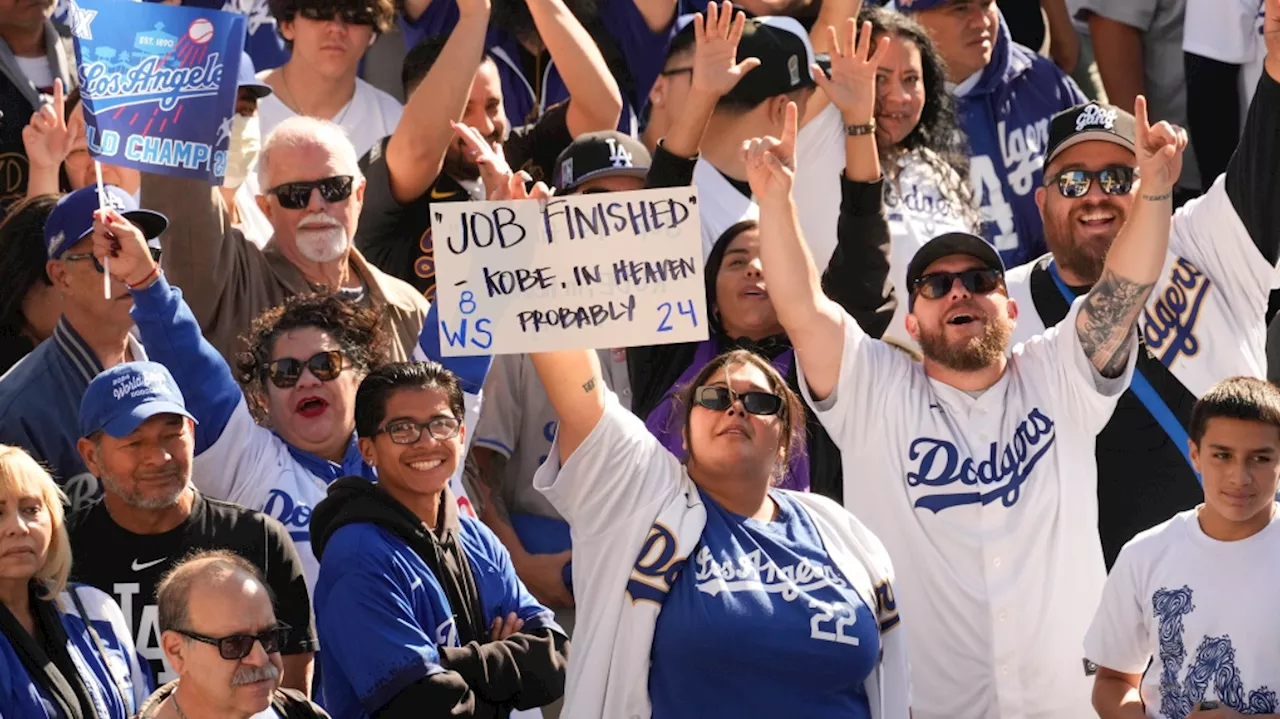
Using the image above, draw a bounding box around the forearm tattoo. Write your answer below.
[1077,268,1154,378]
[582,377,597,393]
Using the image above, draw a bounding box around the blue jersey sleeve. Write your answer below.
[128,276,241,454]
[464,519,560,634]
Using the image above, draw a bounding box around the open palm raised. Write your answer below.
[811,18,889,125]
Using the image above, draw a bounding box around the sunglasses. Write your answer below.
[266,350,346,389]
[265,175,354,210]
[912,268,1004,301]
[693,385,783,416]
[298,7,376,25]
[63,247,162,274]
[372,417,462,444]
[176,624,291,660]
[1047,166,1135,199]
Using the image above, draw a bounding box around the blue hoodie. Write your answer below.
[957,14,1086,267]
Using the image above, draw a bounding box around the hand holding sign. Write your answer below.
[23,79,72,173]
[1133,94,1186,199]
[452,120,511,198]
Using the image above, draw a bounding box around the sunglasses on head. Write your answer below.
[912,268,1004,301]
[266,350,346,389]
[298,7,376,25]
[693,385,783,416]
[373,416,462,444]
[265,175,354,210]
[63,247,162,274]
[1047,166,1135,199]
[176,625,291,660]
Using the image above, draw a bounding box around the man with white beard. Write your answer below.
[138,115,429,365]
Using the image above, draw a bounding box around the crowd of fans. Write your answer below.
[1,0,1279,716]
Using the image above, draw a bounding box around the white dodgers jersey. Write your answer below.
[800,300,1135,719]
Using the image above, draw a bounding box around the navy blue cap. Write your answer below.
[44,185,168,260]
[80,362,198,439]
[237,52,272,99]
[890,0,950,11]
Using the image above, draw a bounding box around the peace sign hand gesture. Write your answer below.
[1133,95,1187,199]
[811,18,889,126]
[690,1,761,100]
[743,101,798,205]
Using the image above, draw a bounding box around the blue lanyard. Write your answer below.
[1046,262,1199,480]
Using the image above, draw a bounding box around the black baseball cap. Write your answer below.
[1044,103,1136,167]
[723,16,818,106]
[552,131,651,192]
[905,232,1006,305]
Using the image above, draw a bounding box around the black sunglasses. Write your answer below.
[693,385,783,416]
[266,350,346,389]
[63,247,162,274]
[1047,166,1135,199]
[266,175,354,210]
[298,7,376,25]
[912,268,1004,301]
[373,417,462,444]
[176,624,291,660]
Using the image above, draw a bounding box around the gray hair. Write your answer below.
[257,116,362,191]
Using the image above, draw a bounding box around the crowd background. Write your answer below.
[1,0,1279,717]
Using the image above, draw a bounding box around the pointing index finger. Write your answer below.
[1133,95,1150,146]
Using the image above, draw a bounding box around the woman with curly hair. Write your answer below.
[89,203,490,589]
[0,195,60,374]
[860,6,984,350]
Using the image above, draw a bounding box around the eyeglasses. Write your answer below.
[298,7,376,25]
[266,350,346,389]
[1047,166,1136,199]
[265,176,354,210]
[176,624,291,660]
[912,268,1004,301]
[372,417,462,444]
[63,247,162,274]
[693,385,783,416]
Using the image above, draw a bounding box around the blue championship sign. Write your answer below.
[68,0,245,183]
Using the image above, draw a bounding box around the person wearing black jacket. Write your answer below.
[311,362,567,718]
[629,13,897,503]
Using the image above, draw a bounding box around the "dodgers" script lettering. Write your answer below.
[1142,256,1211,368]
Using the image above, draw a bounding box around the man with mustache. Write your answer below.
[753,85,1185,717]
[997,1,1280,568]
[66,360,318,694]
[140,114,430,367]
[0,0,74,212]
[135,551,329,719]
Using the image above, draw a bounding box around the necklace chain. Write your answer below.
[280,65,352,125]
[172,692,189,719]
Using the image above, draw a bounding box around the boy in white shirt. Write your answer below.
[1085,376,1280,718]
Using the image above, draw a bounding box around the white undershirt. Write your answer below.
[15,55,54,92]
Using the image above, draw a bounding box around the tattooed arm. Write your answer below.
[1075,96,1186,377]
[529,351,607,464]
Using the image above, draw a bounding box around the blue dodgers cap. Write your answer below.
[889,0,951,11]
[79,362,198,439]
[237,52,272,99]
[44,185,168,260]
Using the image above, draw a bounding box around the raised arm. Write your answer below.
[529,351,607,466]
[1075,96,1184,377]
[21,79,69,199]
[747,103,847,401]
[527,0,623,136]
[385,0,489,204]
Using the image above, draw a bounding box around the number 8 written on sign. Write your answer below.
[657,300,698,333]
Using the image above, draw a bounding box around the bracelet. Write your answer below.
[127,265,161,289]
[1141,191,1173,202]
[845,120,876,136]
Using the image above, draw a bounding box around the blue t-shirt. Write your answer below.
[649,490,879,718]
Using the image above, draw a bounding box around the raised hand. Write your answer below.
[1133,94,1187,199]
[690,1,761,99]
[452,120,512,197]
[811,18,889,125]
[90,209,157,287]
[22,78,71,171]
[489,170,555,203]
[743,101,798,204]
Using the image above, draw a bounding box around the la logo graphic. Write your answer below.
[605,138,632,168]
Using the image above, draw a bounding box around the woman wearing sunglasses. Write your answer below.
[629,16,898,503]
[0,444,152,718]
[528,346,908,718]
[89,208,490,593]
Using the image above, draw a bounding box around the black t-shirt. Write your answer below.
[67,492,318,685]
[353,102,574,302]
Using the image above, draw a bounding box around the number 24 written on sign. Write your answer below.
[452,292,698,341]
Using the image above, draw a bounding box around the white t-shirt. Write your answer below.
[255,75,403,158]
[693,158,758,257]
[1183,0,1266,134]
[881,149,976,350]
[800,300,1136,719]
[794,103,845,272]
[15,54,54,92]
[1084,507,1280,716]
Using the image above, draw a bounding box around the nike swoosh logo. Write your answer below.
[430,187,456,200]
[131,557,168,572]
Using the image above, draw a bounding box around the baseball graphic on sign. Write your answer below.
[187,17,214,44]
